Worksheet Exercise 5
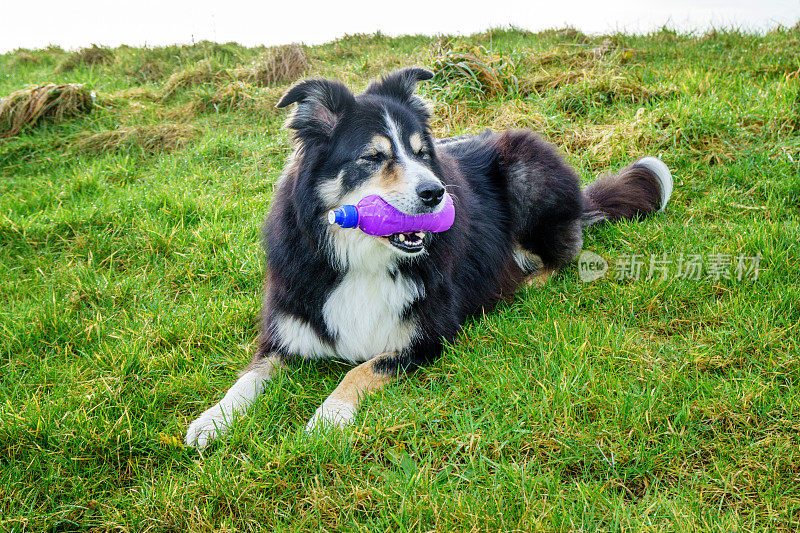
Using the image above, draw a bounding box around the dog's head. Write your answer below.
[276,68,446,266]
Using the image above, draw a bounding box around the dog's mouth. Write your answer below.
[385,231,426,253]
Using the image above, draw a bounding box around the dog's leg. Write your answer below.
[305,352,398,431]
[185,354,283,449]
[524,268,556,288]
[498,130,584,275]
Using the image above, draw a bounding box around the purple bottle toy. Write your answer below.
[328,193,455,236]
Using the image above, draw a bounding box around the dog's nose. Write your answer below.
[416,181,445,207]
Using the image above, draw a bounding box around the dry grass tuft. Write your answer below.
[525,40,635,72]
[113,87,160,102]
[430,99,549,137]
[189,82,283,115]
[553,27,590,43]
[10,51,40,67]
[231,44,308,87]
[0,83,94,138]
[431,45,518,99]
[73,124,199,154]
[126,58,168,84]
[553,73,675,115]
[519,69,587,94]
[161,60,230,100]
[55,45,114,73]
[100,87,160,110]
[550,108,670,168]
[428,37,456,57]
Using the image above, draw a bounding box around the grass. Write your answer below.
[0,83,93,138]
[1,25,799,531]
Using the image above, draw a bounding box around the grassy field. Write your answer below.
[1,25,799,532]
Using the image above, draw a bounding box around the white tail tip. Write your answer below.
[633,156,673,211]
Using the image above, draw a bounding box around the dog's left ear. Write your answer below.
[276,78,355,144]
[365,67,434,118]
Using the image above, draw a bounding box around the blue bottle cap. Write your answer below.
[328,204,358,228]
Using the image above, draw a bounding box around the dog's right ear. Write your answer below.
[276,79,355,144]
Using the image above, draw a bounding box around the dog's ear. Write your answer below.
[276,79,355,143]
[365,67,433,101]
[364,67,434,118]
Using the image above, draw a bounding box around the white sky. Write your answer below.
[1,0,798,53]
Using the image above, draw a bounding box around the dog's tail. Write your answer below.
[581,157,673,227]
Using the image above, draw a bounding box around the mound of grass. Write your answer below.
[231,43,308,87]
[0,83,93,138]
[188,82,282,115]
[9,50,39,68]
[55,44,114,73]
[124,57,168,84]
[544,26,591,43]
[431,44,519,99]
[553,72,676,115]
[161,59,230,100]
[73,124,200,154]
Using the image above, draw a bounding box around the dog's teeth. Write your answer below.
[398,234,406,242]
[416,232,425,239]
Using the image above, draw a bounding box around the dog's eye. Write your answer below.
[416,149,429,159]
[359,152,386,163]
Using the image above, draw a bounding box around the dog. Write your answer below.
[185,67,673,448]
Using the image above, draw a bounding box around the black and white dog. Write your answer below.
[186,68,673,448]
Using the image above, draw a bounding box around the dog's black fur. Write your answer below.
[255,67,664,375]
[185,67,670,445]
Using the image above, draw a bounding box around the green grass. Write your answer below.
[1,25,799,531]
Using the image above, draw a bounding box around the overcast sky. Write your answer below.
[1,0,798,53]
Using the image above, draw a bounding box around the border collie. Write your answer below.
[186,68,673,448]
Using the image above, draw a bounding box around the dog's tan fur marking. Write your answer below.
[328,356,397,406]
[378,161,405,191]
[409,132,422,153]
[369,134,392,156]
[305,353,398,430]
[524,268,555,288]
[351,135,406,198]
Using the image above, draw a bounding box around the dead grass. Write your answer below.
[10,51,40,68]
[72,124,199,154]
[547,26,591,43]
[519,69,588,94]
[554,72,676,114]
[427,36,456,58]
[431,44,518,99]
[518,41,641,95]
[558,109,671,166]
[109,87,160,103]
[55,45,114,73]
[161,59,230,100]
[126,58,168,84]
[230,44,308,87]
[527,42,619,70]
[0,83,93,138]
[430,99,549,137]
[186,82,282,116]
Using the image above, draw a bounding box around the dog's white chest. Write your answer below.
[321,269,421,363]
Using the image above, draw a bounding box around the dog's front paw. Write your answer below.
[185,404,229,449]
[305,398,356,432]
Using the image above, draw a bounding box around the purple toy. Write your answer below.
[328,194,455,236]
